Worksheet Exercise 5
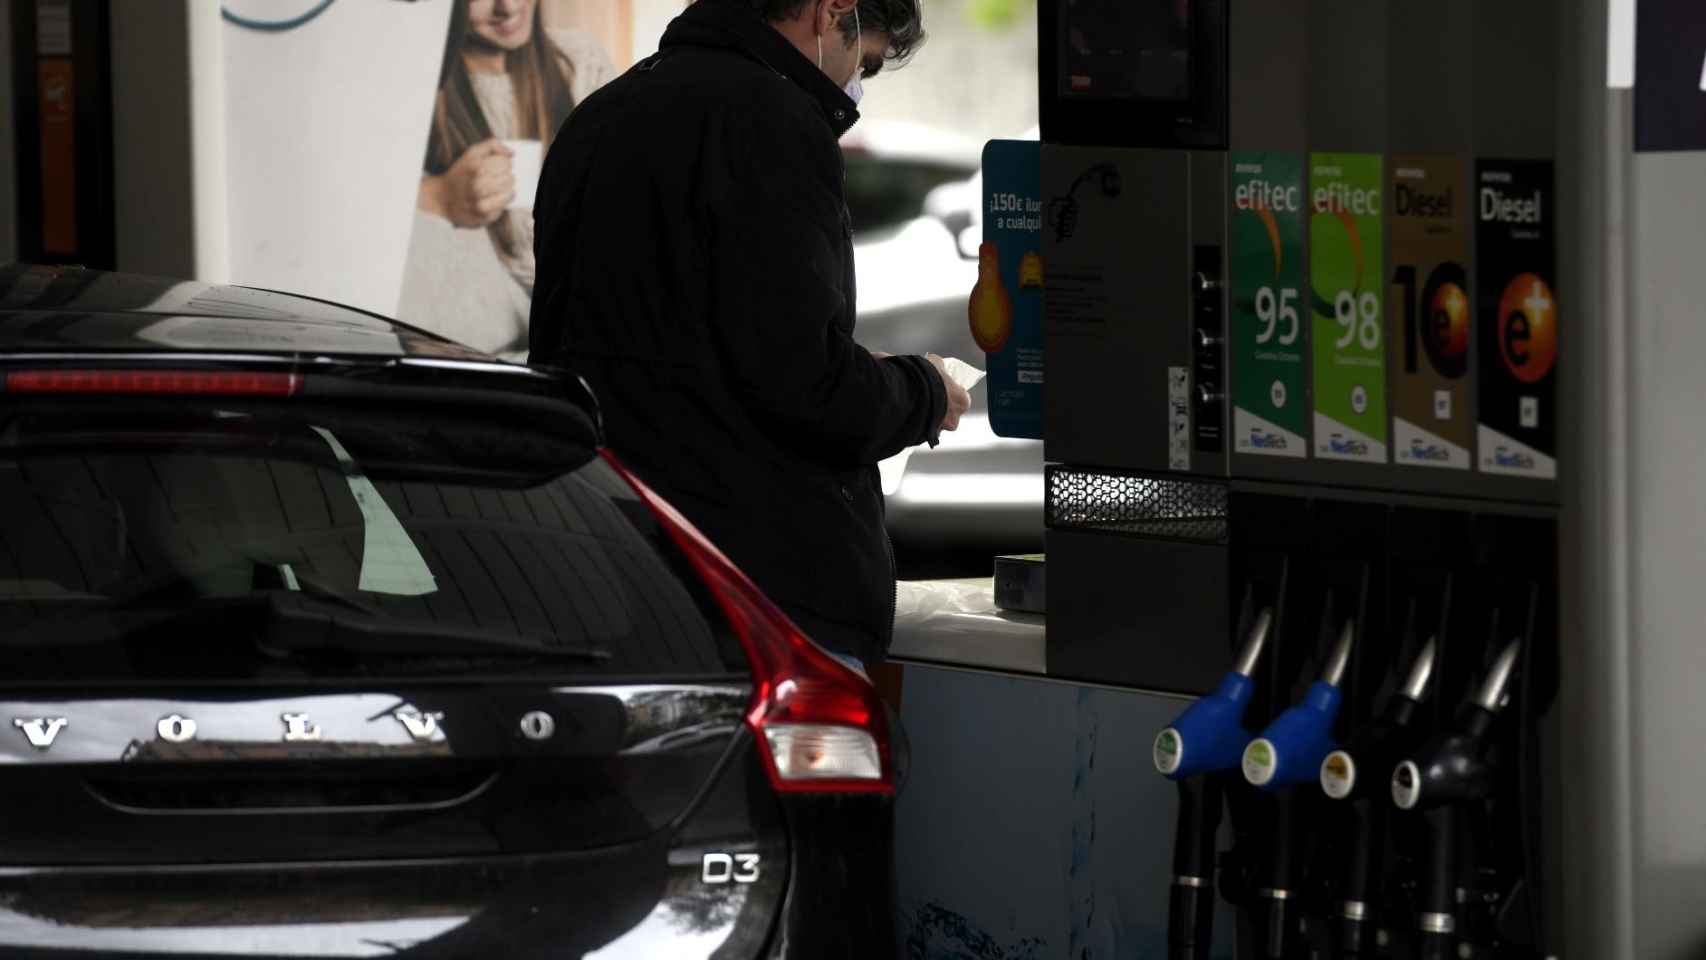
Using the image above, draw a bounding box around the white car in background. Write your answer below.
[842,123,1043,554]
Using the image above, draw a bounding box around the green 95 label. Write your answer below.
[1230,152,1309,458]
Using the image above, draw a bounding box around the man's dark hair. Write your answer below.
[750,0,925,66]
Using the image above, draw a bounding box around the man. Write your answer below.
[529,0,970,673]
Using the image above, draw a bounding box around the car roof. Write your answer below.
[0,264,496,361]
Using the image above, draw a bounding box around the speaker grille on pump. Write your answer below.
[1045,466,1228,543]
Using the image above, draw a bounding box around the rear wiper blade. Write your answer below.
[33,592,612,664]
[256,594,613,663]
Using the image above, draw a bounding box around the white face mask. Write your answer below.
[817,4,864,106]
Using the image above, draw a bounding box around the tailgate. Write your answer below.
[0,683,747,865]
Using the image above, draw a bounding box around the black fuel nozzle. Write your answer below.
[1155,607,1274,959]
[1317,638,1438,956]
[1390,638,1522,960]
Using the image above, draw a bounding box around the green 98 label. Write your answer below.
[1310,153,1388,463]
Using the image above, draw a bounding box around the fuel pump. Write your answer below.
[1030,1,1565,953]
[1391,638,1523,960]
[1318,636,1439,956]
[1239,618,1354,959]
[1153,607,1274,959]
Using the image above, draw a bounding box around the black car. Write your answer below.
[0,265,898,958]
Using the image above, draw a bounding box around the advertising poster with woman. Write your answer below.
[399,0,635,360]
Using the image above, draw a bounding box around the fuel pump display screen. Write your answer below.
[1058,0,1191,102]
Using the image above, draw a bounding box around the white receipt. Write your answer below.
[877,358,985,496]
[942,357,987,392]
[310,426,439,597]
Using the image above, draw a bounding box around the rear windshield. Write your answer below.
[0,397,744,680]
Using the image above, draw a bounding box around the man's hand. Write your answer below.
[418,139,514,228]
[926,353,971,432]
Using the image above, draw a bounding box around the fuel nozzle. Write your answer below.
[1390,638,1523,960]
[1320,637,1438,802]
[1234,615,1355,960]
[1241,618,1355,790]
[1391,638,1521,813]
[1154,607,1273,959]
[1154,607,1272,780]
[1317,638,1439,956]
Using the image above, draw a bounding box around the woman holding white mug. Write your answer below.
[400,0,615,358]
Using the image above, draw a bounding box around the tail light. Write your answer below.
[601,449,894,795]
[5,369,301,396]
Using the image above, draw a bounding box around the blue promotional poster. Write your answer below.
[975,140,1044,439]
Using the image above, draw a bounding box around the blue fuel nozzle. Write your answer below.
[1154,608,1272,780]
[1242,619,1355,791]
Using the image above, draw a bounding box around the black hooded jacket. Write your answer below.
[528,0,947,664]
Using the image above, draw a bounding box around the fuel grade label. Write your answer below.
[1475,159,1557,479]
[1310,153,1388,463]
[1230,152,1309,459]
[1389,156,1472,469]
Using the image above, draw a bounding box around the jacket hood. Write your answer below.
[660,0,860,137]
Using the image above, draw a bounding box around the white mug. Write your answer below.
[503,139,544,211]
